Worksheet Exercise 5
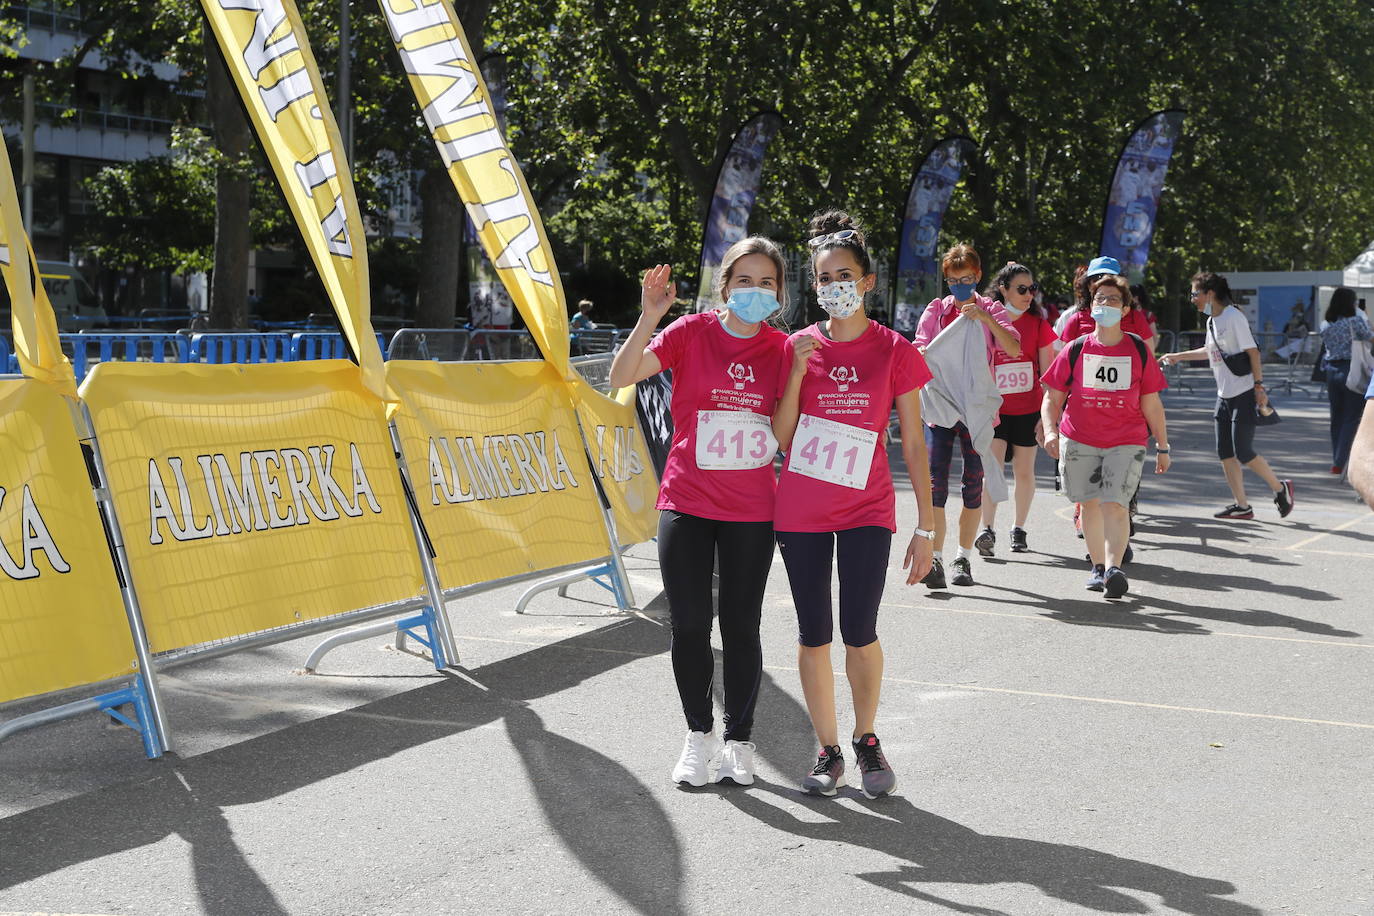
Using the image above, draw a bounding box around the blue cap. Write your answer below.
[1086,256,1123,277]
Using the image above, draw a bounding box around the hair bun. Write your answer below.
[807,209,863,242]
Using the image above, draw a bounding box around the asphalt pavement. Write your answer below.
[1,383,1371,916]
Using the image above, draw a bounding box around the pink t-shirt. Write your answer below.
[1057,308,1154,345]
[647,311,787,522]
[774,322,932,533]
[994,311,1058,415]
[1041,332,1168,448]
[912,295,1020,364]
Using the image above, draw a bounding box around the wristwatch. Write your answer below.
[1156,446,1171,454]
[913,528,935,540]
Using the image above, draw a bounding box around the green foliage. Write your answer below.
[80,127,220,272]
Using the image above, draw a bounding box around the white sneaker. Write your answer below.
[671,731,722,787]
[715,740,756,785]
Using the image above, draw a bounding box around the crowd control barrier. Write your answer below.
[290,331,390,361]
[61,332,190,381]
[189,332,294,364]
[62,359,458,753]
[387,328,542,362]
[0,377,167,758]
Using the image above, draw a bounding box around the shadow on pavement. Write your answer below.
[0,617,680,916]
[732,667,1259,914]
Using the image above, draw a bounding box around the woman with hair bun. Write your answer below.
[772,209,935,799]
[609,237,789,788]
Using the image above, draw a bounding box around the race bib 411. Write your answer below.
[787,413,877,490]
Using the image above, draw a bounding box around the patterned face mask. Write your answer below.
[817,280,863,319]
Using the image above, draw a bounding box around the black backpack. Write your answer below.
[1065,333,1148,392]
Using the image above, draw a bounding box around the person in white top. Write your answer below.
[1159,272,1294,521]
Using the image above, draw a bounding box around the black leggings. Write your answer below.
[657,510,774,742]
[775,527,893,648]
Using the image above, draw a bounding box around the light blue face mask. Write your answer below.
[1091,304,1123,328]
[724,287,779,324]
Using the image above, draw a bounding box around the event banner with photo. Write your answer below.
[695,112,783,312]
[894,137,975,335]
[199,0,385,396]
[1099,110,1185,283]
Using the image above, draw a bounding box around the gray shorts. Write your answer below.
[1060,438,1146,506]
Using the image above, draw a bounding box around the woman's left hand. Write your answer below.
[959,301,988,323]
[1255,385,1269,408]
[1155,451,1171,474]
[903,533,934,584]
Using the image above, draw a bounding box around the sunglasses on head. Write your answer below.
[807,229,860,248]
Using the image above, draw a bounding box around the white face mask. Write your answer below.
[1002,303,1027,319]
[817,280,864,319]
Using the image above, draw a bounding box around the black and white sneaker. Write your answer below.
[921,558,947,590]
[974,527,996,557]
[1009,527,1029,553]
[1274,480,1295,518]
[802,745,845,797]
[1214,504,1254,520]
[950,556,975,586]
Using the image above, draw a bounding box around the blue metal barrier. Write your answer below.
[61,333,190,380]
[0,335,11,373]
[189,332,294,364]
[290,332,390,361]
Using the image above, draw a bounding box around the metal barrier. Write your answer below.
[189,332,294,364]
[386,328,543,361]
[0,335,10,373]
[289,331,391,360]
[570,328,620,356]
[61,333,190,380]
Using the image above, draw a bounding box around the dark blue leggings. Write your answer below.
[926,422,984,509]
[776,526,892,648]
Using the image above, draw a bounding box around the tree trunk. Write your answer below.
[204,24,252,330]
[414,167,464,328]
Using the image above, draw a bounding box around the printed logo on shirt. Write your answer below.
[726,362,756,390]
[828,365,860,392]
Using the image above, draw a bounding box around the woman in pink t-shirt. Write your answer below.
[772,210,935,800]
[976,262,1059,556]
[608,237,789,788]
[1042,275,1172,600]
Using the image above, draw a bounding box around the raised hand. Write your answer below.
[640,264,676,322]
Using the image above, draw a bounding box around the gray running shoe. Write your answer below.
[1010,527,1029,552]
[852,733,897,799]
[802,745,845,797]
[974,526,996,557]
[950,556,975,586]
[1104,566,1129,599]
[1086,564,1106,591]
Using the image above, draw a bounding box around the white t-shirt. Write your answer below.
[1207,305,1257,398]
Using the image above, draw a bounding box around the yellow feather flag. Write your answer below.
[198,0,385,399]
[0,143,76,398]
[377,0,571,376]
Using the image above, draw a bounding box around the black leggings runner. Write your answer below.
[657,510,775,742]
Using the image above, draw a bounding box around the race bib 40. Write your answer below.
[1083,354,1133,391]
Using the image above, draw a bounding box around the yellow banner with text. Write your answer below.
[388,360,612,586]
[0,378,134,703]
[80,361,423,653]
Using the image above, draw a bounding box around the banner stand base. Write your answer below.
[302,607,448,675]
[514,557,633,614]
[0,675,164,760]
